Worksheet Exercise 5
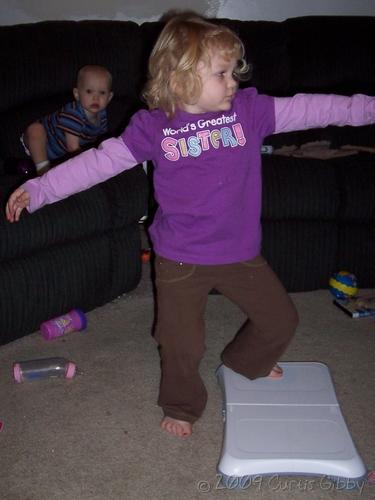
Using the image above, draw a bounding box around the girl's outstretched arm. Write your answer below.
[274,93,375,133]
[5,137,139,222]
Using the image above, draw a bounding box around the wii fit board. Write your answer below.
[216,362,366,482]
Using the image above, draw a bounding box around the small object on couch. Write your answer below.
[15,159,36,179]
[329,271,358,299]
[261,145,273,154]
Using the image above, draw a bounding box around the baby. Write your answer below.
[20,64,113,175]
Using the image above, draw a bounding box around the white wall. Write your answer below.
[1,0,374,26]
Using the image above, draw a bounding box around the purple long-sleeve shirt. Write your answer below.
[23,89,375,264]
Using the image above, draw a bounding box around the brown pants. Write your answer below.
[154,255,299,423]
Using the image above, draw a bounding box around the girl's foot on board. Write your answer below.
[161,366,283,438]
[268,364,283,378]
[161,416,192,438]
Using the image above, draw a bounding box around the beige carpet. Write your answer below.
[1,256,374,500]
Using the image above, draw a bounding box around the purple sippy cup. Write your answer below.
[40,309,87,340]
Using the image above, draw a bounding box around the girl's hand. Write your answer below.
[6,187,31,222]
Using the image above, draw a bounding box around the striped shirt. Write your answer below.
[40,101,108,160]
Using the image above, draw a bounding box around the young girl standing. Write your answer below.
[6,12,375,438]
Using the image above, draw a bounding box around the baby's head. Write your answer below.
[143,12,250,117]
[73,65,113,116]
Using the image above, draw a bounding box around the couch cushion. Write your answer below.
[0,165,148,261]
[333,154,375,220]
[262,219,337,292]
[215,19,291,94]
[338,223,375,287]
[0,20,143,113]
[261,155,339,219]
[261,153,375,291]
[285,16,375,95]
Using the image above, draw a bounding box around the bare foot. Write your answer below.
[161,416,192,438]
[268,364,283,379]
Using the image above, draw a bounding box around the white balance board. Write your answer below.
[217,362,366,482]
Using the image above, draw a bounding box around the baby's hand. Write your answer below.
[6,187,30,222]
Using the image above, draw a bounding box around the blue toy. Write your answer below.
[329,271,358,299]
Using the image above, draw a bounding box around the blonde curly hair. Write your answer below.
[143,12,250,118]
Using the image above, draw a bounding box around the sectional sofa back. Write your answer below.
[271,16,375,149]
[0,20,144,167]
[0,16,374,171]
